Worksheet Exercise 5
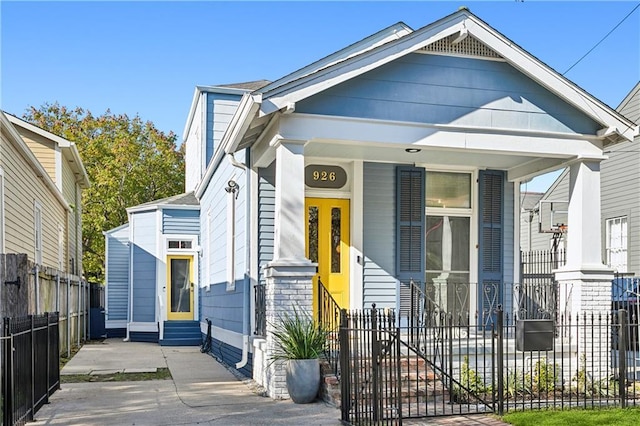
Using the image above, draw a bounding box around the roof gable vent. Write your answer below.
[419,34,502,59]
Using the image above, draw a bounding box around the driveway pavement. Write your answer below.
[32,339,508,425]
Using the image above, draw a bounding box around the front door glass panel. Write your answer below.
[167,255,193,320]
[305,198,350,311]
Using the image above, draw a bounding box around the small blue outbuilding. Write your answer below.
[103,192,201,345]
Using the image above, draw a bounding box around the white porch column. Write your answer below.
[272,140,308,261]
[262,139,316,399]
[555,160,612,381]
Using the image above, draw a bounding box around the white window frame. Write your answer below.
[34,200,43,265]
[424,170,475,279]
[606,216,627,273]
[0,167,5,253]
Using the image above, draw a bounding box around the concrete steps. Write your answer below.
[320,355,446,409]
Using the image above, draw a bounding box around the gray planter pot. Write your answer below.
[286,358,320,403]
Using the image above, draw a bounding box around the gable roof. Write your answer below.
[182,82,270,142]
[521,192,545,212]
[5,113,91,188]
[223,8,636,155]
[126,191,199,214]
[616,81,640,126]
[258,22,413,95]
[0,111,71,211]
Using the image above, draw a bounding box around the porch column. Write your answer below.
[555,160,612,381]
[263,139,316,399]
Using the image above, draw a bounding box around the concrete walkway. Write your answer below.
[33,339,509,426]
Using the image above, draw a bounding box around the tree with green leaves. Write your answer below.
[24,103,185,282]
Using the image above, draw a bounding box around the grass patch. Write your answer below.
[503,407,640,426]
[62,367,172,383]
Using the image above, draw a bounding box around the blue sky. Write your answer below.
[2,1,639,192]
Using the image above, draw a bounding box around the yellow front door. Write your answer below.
[305,198,350,312]
[167,255,194,320]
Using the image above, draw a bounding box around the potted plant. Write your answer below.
[270,307,328,403]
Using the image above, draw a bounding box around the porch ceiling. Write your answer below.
[303,140,568,179]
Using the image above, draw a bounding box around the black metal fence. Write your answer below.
[2,312,60,426]
[254,283,266,337]
[338,303,640,425]
[340,306,402,425]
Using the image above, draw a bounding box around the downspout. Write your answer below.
[34,264,40,315]
[227,153,251,370]
[125,220,133,342]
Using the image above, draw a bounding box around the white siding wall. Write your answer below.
[199,156,247,288]
[185,95,204,192]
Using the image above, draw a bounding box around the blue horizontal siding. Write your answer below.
[106,228,129,321]
[203,336,252,377]
[206,92,242,167]
[362,162,397,309]
[200,281,244,334]
[297,53,599,135]
[131,244,156,322]
[163,208,200,234]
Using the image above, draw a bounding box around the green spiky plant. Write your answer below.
[270,307,329,361]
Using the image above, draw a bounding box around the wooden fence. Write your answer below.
[0,253,89,357]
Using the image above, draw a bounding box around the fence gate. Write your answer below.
[340,307,403,425]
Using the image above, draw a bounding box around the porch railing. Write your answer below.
[318,278,341,376]
[254,283,266,337]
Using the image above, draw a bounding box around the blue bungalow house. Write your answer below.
[107,8,637,400]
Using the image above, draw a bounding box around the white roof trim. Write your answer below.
[616,81,640,117]
[126,203,200,215]
[194,93,261,199]
[103,222,130,236]
[260,14,466,115]
[463,16,635,142]
[0,112,70,212]
[182,85,254,142]
[259,22,413,94]
[257,10,635,143]
[5,112,91,187]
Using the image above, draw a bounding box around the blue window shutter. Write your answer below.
[478,170,504,324]
[396,166,425,314]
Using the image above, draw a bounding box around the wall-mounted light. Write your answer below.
[405,148,421,153]
[225,179,239,198]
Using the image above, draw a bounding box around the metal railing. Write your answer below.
[2,312,60,426]
[339,305,640,425]
[340,305,401,425]
[254,283,266,336]
[318,279,341,376]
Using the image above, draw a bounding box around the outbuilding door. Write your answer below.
[306,198,350,312]
[167,255,194,320]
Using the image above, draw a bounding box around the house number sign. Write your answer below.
[305,165,347,189]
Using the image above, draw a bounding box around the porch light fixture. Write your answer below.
[405,148,421,153]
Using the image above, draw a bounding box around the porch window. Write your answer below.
[425,172,472,315]
[426,172,471,209]
[606,216,627,273]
